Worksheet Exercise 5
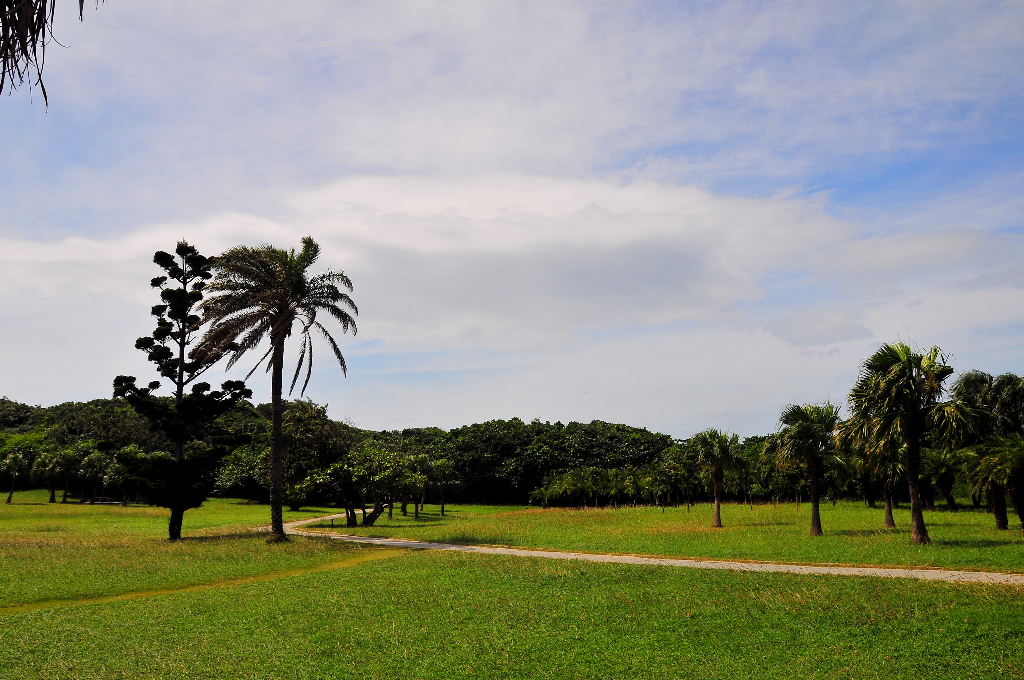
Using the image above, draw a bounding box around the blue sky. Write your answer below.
[1,1,1022,437]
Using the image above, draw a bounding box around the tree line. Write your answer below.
[1,241,1021,545]
[2,359,1021,543]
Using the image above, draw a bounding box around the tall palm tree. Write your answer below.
[690,429,743,528]
[198,236,357,540]
[848,343,975,544]
[766,403,840,536]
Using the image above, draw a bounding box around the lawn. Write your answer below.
[2,494,1022,679]
[306,501,1024,572]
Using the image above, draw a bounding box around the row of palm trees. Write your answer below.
[763,346,1022,543]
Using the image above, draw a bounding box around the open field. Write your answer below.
[2,494,1023,679]
[307,501,1024,572]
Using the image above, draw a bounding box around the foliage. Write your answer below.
[0,0,97,104]
[0,396,41,432]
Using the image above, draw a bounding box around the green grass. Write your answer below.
[309,501,1024,572]
[0,489,350,606]
[2,495,1023,679]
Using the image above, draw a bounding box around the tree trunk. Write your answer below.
[712,468,723,528]
[267,340,288,541]
[944,492,958,512]
[905,438,930,544]
[809,458,823,536]
[401,500,408,516]
[1008,482,1024,533]
[440,490,446,517]
[5,478,14,504]
[168,506,185,541]
[388,503,394,520]
[48,483,56,503]
[414,501,419,520]
[362,503,387,527]
[883,480,896,528]
[991,482,1009,530]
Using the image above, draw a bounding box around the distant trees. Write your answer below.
[766,403,841,536]
[198,236,357,541]
[114,241,251,540]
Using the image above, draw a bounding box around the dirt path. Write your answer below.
[285,514,1024,586]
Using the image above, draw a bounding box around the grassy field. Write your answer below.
[307,501,1024,572]
[2,493,1023,679]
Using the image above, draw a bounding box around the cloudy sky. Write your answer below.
[1,1,1022,437]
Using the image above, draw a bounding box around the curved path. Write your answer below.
[285,514,1024,586]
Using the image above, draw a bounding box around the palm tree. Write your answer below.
[198,236,357,540]
[690,429,743,528]
[963,435,1024,533]
[766,403,840,536]
[848,343,975,544]
[953,371,1024,529]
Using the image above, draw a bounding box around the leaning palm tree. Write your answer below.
[766,403,840,536]
[689,429,743,528]
[848,343,976,544]
[197,236,357,540]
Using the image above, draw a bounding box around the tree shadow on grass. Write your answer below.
[178,532,264,542]
[932,538,1019,548]
[441,534,517,546]
[375,513,451,527]
[831,528,904,537]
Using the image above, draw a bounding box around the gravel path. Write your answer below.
[284,514,1024,586]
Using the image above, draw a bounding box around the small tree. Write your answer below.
[0,447,29,504]
[114,241,250,540]
[765,403,841,536]
[689,429,744,528]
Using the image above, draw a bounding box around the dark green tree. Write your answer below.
[197,236,357,540]
[114,241,251,540]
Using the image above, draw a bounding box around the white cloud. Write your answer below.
[2,174,1021,435]
[0,2,1021,435]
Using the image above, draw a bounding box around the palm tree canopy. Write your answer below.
[689,428,743,472]
[848,343,977,454]
[197,236,357,395]
[767,403,840,467]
